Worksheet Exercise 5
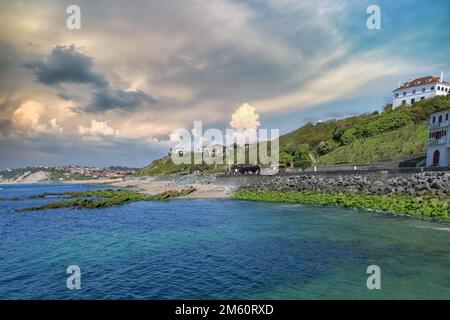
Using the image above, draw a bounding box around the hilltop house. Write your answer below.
[427,109,450,166]
[393,72,449,108]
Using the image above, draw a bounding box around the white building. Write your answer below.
[393,72,449,108]
[426,109,450,166]
[202,144,225,157]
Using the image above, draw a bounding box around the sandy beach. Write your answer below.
[110,177,233,199]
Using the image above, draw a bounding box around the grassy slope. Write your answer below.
[318,123,428,165]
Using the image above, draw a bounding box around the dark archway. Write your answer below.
[432,150,440,166]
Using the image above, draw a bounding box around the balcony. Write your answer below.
[428,138,447,146]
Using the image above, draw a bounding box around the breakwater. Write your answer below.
[217,170,450,197]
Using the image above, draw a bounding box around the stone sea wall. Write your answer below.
[217,170,450,197]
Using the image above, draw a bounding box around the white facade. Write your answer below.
[426,109,450,167]
[393,74,450,108]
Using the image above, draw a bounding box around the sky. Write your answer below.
[0,0,449,169]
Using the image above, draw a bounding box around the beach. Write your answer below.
[110,176,233,199]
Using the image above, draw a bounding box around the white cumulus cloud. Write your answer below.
[230,103,260,130]
[12,100,63,134]
[78,120,119,136]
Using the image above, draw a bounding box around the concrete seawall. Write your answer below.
[217,169,450,197]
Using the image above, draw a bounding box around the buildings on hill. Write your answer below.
[393,72,449,108]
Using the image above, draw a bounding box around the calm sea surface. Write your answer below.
[0,184,449,299]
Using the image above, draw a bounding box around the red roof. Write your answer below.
[394,76,450,91]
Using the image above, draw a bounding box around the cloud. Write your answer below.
[24,44,157,114]
[47,118,63,134]
[85,88,157,113]
[11,100,64,134]
[78,120,119,136]
[24,45,108,87]
[79,120,119,136]
[11,100,43,129]
[0,0,448,168]
[230,103,260,130]
[0,119,13,137]
[252,52,407,114]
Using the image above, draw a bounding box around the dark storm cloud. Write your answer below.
[24,45,108,87]
[24,44,157,113]
[85,88,157,113]
[57,92,73,100]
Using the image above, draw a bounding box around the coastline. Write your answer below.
[0,175,234,199]
[4,174,450,222]
[109,176,233,199]
[0,178,122,185]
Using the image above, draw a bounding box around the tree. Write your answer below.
[293,144,312,168]
[317,141,333,156]
[340,127,358,145]
[279,151,294,167]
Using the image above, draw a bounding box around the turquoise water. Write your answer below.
[0,184,449,300]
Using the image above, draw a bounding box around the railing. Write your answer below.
[428,138,447,146]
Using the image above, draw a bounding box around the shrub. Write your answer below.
[317,140,334,155]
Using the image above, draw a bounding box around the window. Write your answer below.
[395,93,399,97]
[402,100,406,105]
[421,97,425,100]
[446,88,449,92]
[433,116,436,123]
[411,98,416,104]
[431,86,435,90]
[438,86,441,91]
[403,92,407,96]
[422,88,426,92]
[412,89,416,94]
[439,115,442,122]
[446,114,449,121]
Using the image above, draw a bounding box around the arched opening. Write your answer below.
[433,150,440,166]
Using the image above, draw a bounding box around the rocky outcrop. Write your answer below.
[0,171,50,184]
[234,171,450,197]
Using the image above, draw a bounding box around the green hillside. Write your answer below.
[136,95,450,176]
[317,123,427,165]
[135,154,229,176]
[278,94,450,167]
